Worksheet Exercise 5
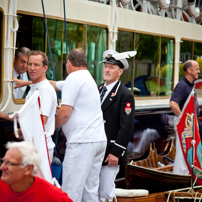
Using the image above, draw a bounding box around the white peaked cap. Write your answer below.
[100,50,137,70]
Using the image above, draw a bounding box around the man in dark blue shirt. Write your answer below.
[170,76,199,116]
[170,60,200,174]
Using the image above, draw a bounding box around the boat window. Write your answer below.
[86,25,107,86]
[159,37,174,97]
[0,11,2,101]
[46,20,107,86]
[134,33,160,97]
[180,40,202,96]
[193,42,202,64]
[46,18,72,82]
[116,31,134,92]
[17,15,45,51]
[14,15,45,101]
[118,31,175,97]
[180,40,192,67]
[16,14,108,99]
[194,42,202,96]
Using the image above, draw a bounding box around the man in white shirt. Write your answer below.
[13,47,31,99]
[55,49,107,202]
[0,50,57,163]
[26,50,57,163]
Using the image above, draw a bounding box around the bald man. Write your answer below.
[170,60,200,174]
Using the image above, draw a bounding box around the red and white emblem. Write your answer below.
[111,92,115,96]
[125,102,132,115]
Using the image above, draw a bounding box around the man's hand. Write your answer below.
[0,111,12,121]
[0,111,4,118]
[105,154,119,166]
[56,105,61,113]
[12,78,31,89]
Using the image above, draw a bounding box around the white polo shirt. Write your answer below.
[61,70,106,143]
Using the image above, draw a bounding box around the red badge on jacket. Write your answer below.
[125,102,132,115]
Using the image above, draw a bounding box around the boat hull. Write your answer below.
[126,164,192,193]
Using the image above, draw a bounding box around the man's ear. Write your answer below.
[24,164,34,176]
[44,65,48,72]
[67,60,72,67]
[118,68,124,77]
[187,67,192,74]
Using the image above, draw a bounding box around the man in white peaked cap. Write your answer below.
[98,50,135,202]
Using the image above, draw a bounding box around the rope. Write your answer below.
[166,191,172,202]
[53,0,69,157]
[199,193,202,202]
[41,0,56,82]
[194,192,198,202]
[41,0,61,158]
[41,0,60,106]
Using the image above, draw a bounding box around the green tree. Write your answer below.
[196,58,202,73]
[179,63,184,79]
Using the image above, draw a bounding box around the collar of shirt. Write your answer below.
[183,75,194,87]
[101,80,119,103]
[13,69,19,79]
[30,79,48,89]
[14,69,27,81]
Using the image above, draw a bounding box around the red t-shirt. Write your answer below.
[0,177,73,202]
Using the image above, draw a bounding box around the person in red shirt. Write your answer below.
[0,141,73,202]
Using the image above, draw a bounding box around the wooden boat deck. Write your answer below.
[126,140,193,193]
[119,138,202,200]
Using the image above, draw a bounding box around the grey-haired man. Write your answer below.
[98,50,135,202]
[0,141,73,202]
[13,47,31,99]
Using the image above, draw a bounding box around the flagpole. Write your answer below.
[191,87,195,189]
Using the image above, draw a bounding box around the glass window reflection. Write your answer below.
[86,25,107,86]
[159,37,174,96]
[134,33,159,97]
[194,42,202,96]
[116,31,134,89]
[16,14,107,99]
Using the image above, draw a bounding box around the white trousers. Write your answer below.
[99,165,120,202]
[62,141,107,202]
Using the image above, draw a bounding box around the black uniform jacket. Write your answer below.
[99,81,135,166]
